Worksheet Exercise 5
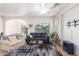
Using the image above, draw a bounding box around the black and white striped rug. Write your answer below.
[6,44,62,56]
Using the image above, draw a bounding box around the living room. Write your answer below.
[0,3,79,56]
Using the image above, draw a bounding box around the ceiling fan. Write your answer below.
[40,3,60,14]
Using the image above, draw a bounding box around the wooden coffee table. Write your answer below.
[29,38,43,44]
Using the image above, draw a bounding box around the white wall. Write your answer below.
[54,15,62,39]
[0,17,3,33]
[4,16,55,35]
[56,4,79,55]
[62,4,79,45]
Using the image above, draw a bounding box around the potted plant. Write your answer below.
[49,32,59,44]
[49,32,56,38]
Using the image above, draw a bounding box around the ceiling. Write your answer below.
[0,3,68,17]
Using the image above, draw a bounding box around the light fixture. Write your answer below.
[40,3,49,14]
[41,9,49,14]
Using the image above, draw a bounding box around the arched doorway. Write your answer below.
[5,19,28,35]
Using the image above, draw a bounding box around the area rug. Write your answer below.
[5,44,62,56]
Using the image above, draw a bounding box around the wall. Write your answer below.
[0,17,3,33]
[54,15,62,39]
[56,4,79,55]
[4,16,55,35]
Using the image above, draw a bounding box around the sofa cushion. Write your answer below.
[9,39,24,46]
[8,36,17,42]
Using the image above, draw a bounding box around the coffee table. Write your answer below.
[29,38,43,44]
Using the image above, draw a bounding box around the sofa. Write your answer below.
[0,36,25,53]
[28,33,50,44]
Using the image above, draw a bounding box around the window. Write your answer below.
[35,23,49,33]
